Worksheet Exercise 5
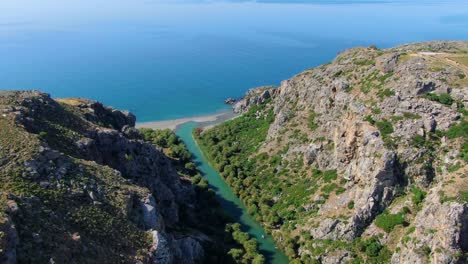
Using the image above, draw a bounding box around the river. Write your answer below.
[176,122,289,264]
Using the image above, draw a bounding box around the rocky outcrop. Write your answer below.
[233,86,278,113]
[66,98,136,130]
[0,91,207,263]
[227,41,467,262]
[224,98,237,104]
[376,52,400,73]
[0,200,18,264]
[392,169,467,264]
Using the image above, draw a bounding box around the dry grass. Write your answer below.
[440,165,468,201]
[55,98,88,106]
[450,56,468,67]
[398,54,414,64]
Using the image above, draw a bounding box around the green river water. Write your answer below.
[176,122,289,264]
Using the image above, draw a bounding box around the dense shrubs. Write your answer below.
[445,120,468,161]
[226,223,265,264]
[424,93,454,106]
[375,120,394,138]
[356,237,392,263]
[139,128,192,162]
[375,209,407,233]
[411,186,427,207]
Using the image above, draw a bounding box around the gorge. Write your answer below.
[1,41,467,264]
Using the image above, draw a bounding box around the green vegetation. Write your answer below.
[451,56,468,67]
[226,223,265,264]
[365,115,376,125]
[323,170,338,183]
[357,237,391,261]
[359,70,393,94]
[378,88,395,98]
[411,134,426,147]
[304,237,392,264]
[461,191,468,203]
[375,209,407,233]
[140,128,192,162]
[197,103,324,260]
[0,93,259,263]
[445,120,468,139]
[424,93,454,106]
[140,128,266,262]
[307,111,319,131]
[445,120,468,162]
[375,120,394,138]
[411,186,427,207]
[354,59,375,66]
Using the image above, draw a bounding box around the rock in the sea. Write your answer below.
[224,97,237,104]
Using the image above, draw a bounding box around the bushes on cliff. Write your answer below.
[140,128,192,162]
[375,209,407,233]
[424,93,454,106]
[375,119,394,138]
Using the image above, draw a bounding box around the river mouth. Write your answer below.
[175,122,289,264]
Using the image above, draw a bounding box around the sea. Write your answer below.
[1,0,467,122]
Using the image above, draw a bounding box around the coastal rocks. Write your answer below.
[233,86,277,113]
[224,98,237,104]
[73,99,136,130]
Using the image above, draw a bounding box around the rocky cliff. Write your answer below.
[0,91,232,263]
[201,41,468,263]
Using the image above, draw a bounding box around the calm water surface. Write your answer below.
[0,0,467,121]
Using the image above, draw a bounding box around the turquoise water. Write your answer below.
[176,122,289,263]
[1,0,468,122]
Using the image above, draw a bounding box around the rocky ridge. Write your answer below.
[0,92,214,263]
[225,41,468,263]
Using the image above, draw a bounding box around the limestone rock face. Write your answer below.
[230,41,468,262]
[141,195,164,230]
[392,172,468,264]
[376,52,400,73]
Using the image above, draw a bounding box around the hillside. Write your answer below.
[0,91,265,263]
[196,41,468,263]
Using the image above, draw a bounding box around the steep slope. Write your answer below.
[0,91,261,263]
[197,41,468,263]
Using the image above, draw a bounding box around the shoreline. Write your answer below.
[136,110,239,131]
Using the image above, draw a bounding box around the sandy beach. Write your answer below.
[136,110,239,131]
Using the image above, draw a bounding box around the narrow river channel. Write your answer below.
[176,122,289,264]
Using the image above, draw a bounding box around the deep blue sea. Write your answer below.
[1,0,467,122]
